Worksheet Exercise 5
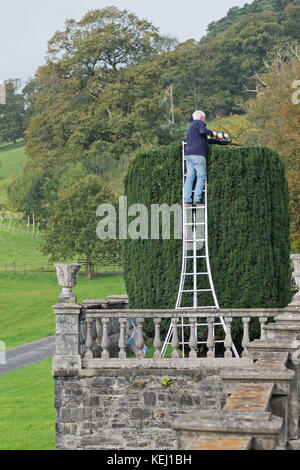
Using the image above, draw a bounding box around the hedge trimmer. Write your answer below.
[209,131,241,146]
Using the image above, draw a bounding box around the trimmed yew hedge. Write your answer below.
[123,142,291,317]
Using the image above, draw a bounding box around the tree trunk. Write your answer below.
[86,255,93,280]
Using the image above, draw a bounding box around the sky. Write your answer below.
[0,0,249,85]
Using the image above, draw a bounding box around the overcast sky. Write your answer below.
[0,0,249,85]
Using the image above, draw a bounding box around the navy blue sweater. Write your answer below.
[185,120,214,158]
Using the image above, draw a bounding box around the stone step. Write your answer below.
[224,382,273,413]
[194,435,252,451]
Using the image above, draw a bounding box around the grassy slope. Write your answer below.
[0,231,46,267]
[0,357,55,450]
[0,140,27,202]
[0,272,126,349]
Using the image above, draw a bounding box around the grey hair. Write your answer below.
[193,110,206,121]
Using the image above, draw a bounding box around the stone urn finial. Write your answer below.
[289,254,300,308]
[55,263,82,303]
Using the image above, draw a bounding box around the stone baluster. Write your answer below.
[242,317,251,357]
[135,318,145,359]
[79,319,86,357]
[259,317,267,340]
[207,317,215,358]
[118,318,127,359]
[101,318,110,359]
[224,317,233,358]
[171,318,180,358]
[189,318,197,358]
[85,317,94,359]
[95,318,102,357]
[153,318,162,359]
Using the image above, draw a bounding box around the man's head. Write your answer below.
[193,110,206,121]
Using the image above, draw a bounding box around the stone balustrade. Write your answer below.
[80,308,279,365]
[53,299,281,375]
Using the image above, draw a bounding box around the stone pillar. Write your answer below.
[53,264,82,376]
[52,303,82,376]
[289,254,300,309]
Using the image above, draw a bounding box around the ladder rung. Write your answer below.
[184,222,205,226]
[181,289,212,293]
[183,183,206,192]
[185,239,205,242]
[184,206,205,209]
[175,306,218,309]
[184,255,206,259]
[184,272,209,275]
[175,322,223,327]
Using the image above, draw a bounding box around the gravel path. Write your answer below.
[0,336,55,375]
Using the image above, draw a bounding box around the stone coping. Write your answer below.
[221,367,294,381]
[173,409,282,434]
[81,357,253,370]
[223,383,274,413]
[194,436,252,450]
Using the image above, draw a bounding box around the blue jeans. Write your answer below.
[184,155,206,202]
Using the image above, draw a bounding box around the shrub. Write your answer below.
[123,142,291,338]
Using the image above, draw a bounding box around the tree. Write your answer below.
[0,79,24,143]
[46,6,175,91]
[11,7,175,220]
[42,174,121,279]
[242,44,300,251]
[282,4,300,40]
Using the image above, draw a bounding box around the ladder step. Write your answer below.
[181,289,212,293]
[185,239,205,242]
[174,323,223,327]
[184,272,209,276]
[184,255,206,259]
[175,306,218,309]
[184,206,205,210]
[184,222,205,226]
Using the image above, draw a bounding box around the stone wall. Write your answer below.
[54,368,226,450]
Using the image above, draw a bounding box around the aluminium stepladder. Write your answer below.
[161,141,238,358]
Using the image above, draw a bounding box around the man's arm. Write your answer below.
[198,123,216,137]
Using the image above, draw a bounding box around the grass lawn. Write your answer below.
[0,356,55,450]
[0,231,47,269]
[0,272,126,350]
[0,140,27,202]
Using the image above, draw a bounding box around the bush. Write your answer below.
[123,142,291,337]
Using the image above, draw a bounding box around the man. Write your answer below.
[184,110,218,205]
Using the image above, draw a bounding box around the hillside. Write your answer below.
[0,140,27,202]
[202,0,299,43]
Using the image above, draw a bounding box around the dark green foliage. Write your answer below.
[202,0,297,43]
[123,143,291,319]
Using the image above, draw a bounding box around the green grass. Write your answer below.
[0,231,47,269]
[0,272,126,350]
[0,357,55,450]
[0,140,27,202]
